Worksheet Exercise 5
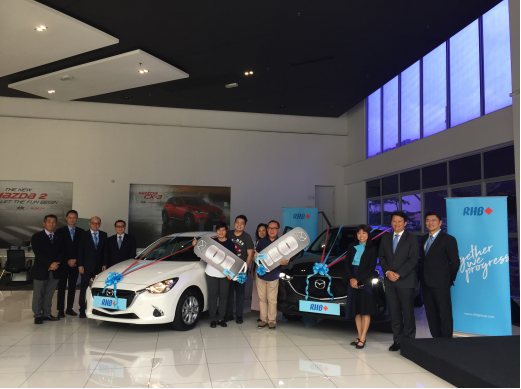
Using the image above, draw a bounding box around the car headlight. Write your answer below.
[89,274,99,288]
[195,211,207,215]
[146,278,179,293]
[279,272,292,280]
[371,278,380,285]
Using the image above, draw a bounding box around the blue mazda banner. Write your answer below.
[446,197,511,336]
[282,207,318,247]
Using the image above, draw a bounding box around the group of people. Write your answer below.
[30,211,136,323]
[345,211,460,351]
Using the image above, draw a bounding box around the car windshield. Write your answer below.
[139,236,199,262]
[183,197,208,206]
[308,227,390,255]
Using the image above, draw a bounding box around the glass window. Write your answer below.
[484,145,515,178]
[366,179,381,198]
[402,194,422,232]
[450,20,481,127]
[449,154,481,184]
[451,185,482,197]
[401,61,420,145]
[368,199,381,225]
[423,43,447,137]
[383,77,399,152]
[509,237,519,298]
[382,197,400,225]
[367,89,381,157]
[422,162,447,189]
[424,190,447,231]
[483,0,513,114]
[400,169,421,193]
[139,236,199,262]
[382,174,399,196]
[486,180,517,233]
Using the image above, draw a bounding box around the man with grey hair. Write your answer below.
[77,216,108,318]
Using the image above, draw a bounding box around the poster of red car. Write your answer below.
[128,184,231,247]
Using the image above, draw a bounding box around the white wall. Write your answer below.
[0,97,348,238]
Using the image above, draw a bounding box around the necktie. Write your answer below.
[93,232,98,249]
[70,228,74,241]
[118,235,122,249]
[49,233,54,243]
[425,235,434,255]
[392,234,399,253]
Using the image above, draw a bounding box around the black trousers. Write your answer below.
[79,269,100,314]
[226,279,245,317]
[386,286,416,343]
[206,274,230,321]
[57,265,79,312]
[422,284,453,338]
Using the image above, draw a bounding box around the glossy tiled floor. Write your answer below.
[0,290,517,388]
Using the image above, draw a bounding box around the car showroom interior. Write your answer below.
[0,0,519,388]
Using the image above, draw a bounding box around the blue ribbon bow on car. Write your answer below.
[100,272,124,306]
[305,262,334,301]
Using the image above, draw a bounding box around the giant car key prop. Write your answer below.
[256,227,310,272]
[193,235,248,281]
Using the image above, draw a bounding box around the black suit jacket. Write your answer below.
[378,230,419,289]
[55,226,85,273]
[106,233,137,267]
[77,230,108,274]
[420,231,460,288]
[30,230,65,280]
[343,243,378,285]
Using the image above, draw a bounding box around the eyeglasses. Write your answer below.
[267,227,279,230]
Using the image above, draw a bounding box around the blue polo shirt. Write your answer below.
[256,236,282,281]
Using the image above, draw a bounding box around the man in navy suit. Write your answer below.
[31,214,64,324]
[106,220,137,268]
[77,216,108,318]
[379,211,419,351]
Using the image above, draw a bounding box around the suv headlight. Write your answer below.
[279,272,292,280]
[146,278,179,294]
[372,278,381,285]
[89,274,99,288]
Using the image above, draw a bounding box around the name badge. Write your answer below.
[93,296,127,310]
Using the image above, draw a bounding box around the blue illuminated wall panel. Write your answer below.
[383,76,399,152]
[423,43,447,137]
[483,0,513,114]
[367,89,381,157]
[401,61,420,145]
[450,20,481,127]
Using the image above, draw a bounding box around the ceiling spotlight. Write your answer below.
[47,90,55,94]
[35,25,47,32]
[244,72,248,76]
[138,69,149,74]
[244,71,254,76]
[249,71,253,75]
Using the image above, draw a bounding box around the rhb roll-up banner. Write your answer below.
[283,207,318,244]
[446,197,511,336]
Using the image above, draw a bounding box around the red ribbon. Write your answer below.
[320,228,329,264]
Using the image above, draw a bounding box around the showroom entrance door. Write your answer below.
[315,186,334,233]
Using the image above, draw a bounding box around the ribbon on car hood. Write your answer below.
[100,272,124,305]
[305,262,334,301]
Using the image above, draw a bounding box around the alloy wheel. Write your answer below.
[181,296,199,325]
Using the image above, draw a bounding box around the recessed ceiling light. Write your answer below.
[138,69,149,74]
[249,71,253,75]
[244,72,248,76]
[47,90,55,94]
[245,71,253,76]
[35,25,47,32]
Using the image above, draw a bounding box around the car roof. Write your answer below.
[165,231,215,238]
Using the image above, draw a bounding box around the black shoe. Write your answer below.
[350,338,361,346]
[217,320,227,327]
[355,339,366,349]
[58,311,65,318]
[389,342,401,352]
[224,314,234,322]
[34,317,43,324]
[79,312,87,318]
[42,315,60,321]
[236,316,243,324]
[66,309,78,316]
[210,321,217,328]
[257,318,262,322]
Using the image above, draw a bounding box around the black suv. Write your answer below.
[277,225,417,330]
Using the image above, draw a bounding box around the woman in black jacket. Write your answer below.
[344,224,377,349]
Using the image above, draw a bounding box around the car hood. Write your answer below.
[286,254,346,277]
[93,259,197,288]
[186,204,222,213]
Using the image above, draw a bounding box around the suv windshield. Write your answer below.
[183,197,208,206]
[139,236,199,262]
[308,227,390,255]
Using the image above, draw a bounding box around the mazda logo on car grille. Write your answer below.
[315,280,326,289]
[106,289,114,297]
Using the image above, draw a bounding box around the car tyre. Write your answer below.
[283,313,303,321]
[162,211,170,225]
[172,289,202,331]
[184,213,195,229]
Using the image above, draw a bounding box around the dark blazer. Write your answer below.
[55,226,85,270]
[378,230,419,289]
[106,233,137,267]
[30,230,65,280]
[420,231,460,288]
[343,242,378,285]
[77,229,108,274]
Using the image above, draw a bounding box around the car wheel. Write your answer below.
[184,213,195,229]
[172,289,202,331]
[162,211,170,224]
[283,313,303,321]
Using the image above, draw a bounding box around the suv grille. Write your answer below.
[91,288,137,310]
[289,275,347,300]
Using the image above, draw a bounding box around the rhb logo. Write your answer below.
[463,207,493,216]
[309,303,328,312]
[293,213,310,220]
[101,299,116,307]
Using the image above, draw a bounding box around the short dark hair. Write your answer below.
[256,223,268,240]
[114,220,126,227]
[356,224,373,247]
[66,210,78,217]
[425,211,442,221]
[215,221,228,231]
[44,214,57,222]
[235,215,248,224]
[268,220,280,228]
[391,211,407,222]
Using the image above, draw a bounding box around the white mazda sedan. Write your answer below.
[86,231,211,330]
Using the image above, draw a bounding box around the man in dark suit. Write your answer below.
[379,211,419,351]
[55,210,84,317]
[31,214,64,324]
[106,220,137,268]
[421,211,460,338]
[77,216,108,318]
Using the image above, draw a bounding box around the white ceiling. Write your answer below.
[0,0,118,78]
[8,50,189,101]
